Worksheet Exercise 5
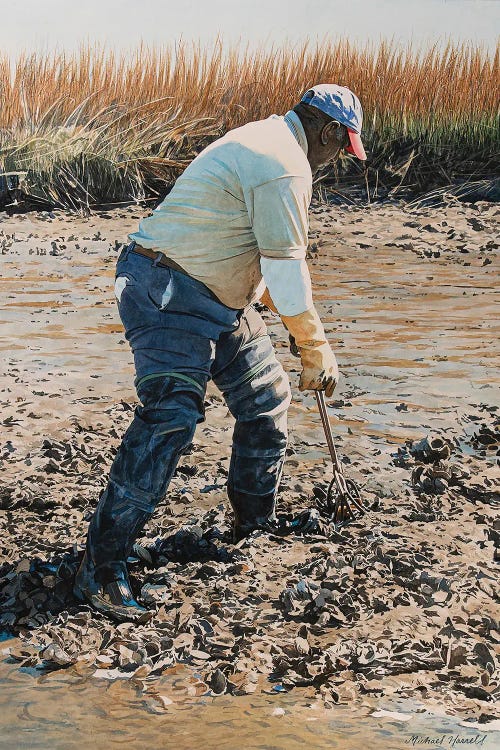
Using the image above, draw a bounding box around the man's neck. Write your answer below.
[283,110,308,156]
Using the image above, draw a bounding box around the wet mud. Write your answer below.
[0,199,499,746]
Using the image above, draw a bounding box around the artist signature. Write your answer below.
[406,736,487,748]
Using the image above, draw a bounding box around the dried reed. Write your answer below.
[0,40,498,207]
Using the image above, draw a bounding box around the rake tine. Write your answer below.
[315,390,365,527]
[333,492,355,527]
[345,485,365,515]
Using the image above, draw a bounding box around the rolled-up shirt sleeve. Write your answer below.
[252,175,311,259]
[260,257,314,316]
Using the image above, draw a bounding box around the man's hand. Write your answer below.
[298,341,338,396]
[281,307,339,397]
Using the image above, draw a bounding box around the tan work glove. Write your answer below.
[281,307,339,397]
[259,287,278,314]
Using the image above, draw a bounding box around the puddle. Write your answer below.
[0,658,497,750]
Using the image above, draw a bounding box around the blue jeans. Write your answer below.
[86,242,291,576]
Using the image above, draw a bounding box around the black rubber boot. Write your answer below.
[228,488,322,542]
[74,554,151,623]
[227,487,277,542]
[73,482,152,622]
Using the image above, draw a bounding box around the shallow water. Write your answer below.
[1,209,498,446]
[1,652,498,750]
[312,250,498,443]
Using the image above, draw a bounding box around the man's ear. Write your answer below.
[320,120,340,146]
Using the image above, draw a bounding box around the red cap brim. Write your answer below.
[346,129,367,160]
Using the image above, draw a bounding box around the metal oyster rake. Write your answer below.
[314,390,365,527]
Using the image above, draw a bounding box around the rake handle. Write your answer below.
[315,390,343,476]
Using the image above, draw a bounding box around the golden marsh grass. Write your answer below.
[0,40,498,207]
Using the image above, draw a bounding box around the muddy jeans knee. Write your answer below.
[228,366,290,499]
[213,324,291,501]
[109,375,205,504]
[88,375,205,580]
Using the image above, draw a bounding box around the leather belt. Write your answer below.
[130,243,189,276]
[129,241,233,309]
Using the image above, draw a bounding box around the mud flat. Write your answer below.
[0,198,498,748]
